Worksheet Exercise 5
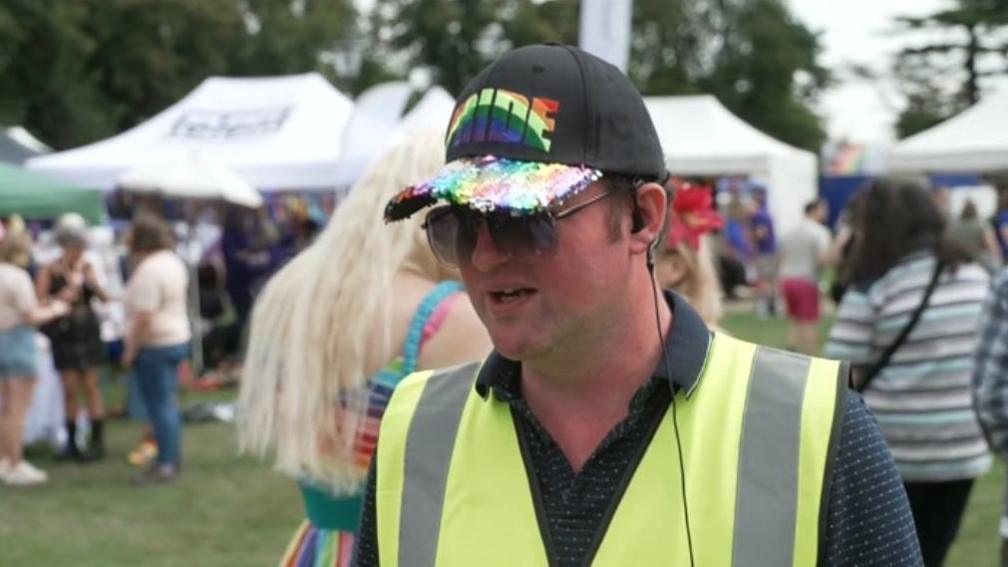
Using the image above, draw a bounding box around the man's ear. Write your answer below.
[630,182,668,258]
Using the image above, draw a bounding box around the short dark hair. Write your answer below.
[129,214,173,255]
[804,199,824,215]
[602,174,637,240]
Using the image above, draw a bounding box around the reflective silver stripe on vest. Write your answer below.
[732,347,811,567]
[398,362,479,567]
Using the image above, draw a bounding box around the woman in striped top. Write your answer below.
[237,130,492,567]
[825,176,990,567]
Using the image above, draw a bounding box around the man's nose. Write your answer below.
[467,222,513,271]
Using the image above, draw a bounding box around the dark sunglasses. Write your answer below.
[422,190,614,267]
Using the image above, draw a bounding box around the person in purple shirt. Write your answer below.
[749,190,779,317]
[721,197,754,299]
[724,199,753,260]
[221,207,278,358]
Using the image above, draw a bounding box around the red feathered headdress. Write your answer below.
[665,179,724,251]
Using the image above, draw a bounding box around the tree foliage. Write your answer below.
[0,0,357,150]
[627,0,722,95]
[698,0,829,152]
[893,0,1008,137]
[375,0,828,151]
[1,0,828,152]
[368,0,576,95]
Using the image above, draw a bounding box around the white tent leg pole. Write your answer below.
[186,218,204,377]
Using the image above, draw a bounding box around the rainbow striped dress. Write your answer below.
[278,281,463,567]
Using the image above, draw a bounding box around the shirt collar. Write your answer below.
[475,290,713,400]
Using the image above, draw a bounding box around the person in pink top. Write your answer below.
[0,229,69,485]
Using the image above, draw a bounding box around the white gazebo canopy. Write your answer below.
[119,153,263,208]
[398,87,456,134]
[889,91,1008,174]
[27,73,354,191]
[333,84,457,185]
[644,95,818,232]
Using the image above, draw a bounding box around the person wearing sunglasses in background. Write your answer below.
[355,44,921,566]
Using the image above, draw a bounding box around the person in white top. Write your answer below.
[122,214,191,485]
[778,199,833,354]
[0,230,68,485]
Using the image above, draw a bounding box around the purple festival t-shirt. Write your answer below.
[749,209,777,254]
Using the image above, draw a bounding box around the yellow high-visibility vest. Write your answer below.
[375,332,845,566]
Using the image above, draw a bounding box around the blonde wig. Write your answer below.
[238,130,447,491]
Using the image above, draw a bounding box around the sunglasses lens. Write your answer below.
[425,208,472,267]
[426,209,559,266]
[524,215,558,255]
[487,213,558,258]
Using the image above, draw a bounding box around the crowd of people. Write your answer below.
[0,198,312,485]
[10,42,1008,567]
[0,212,194,485]
[690,174,1008,565]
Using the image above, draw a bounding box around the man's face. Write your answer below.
[458,181,635,362]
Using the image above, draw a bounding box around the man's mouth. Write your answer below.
[489,288,537,304]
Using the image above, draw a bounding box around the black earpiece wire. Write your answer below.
[638,176,695,566]
[648,241,696,567]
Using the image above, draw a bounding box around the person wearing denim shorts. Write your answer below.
[0,230,68,485]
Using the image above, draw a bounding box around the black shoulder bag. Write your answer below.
[856,260,945,393]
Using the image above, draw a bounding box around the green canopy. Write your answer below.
[0,163,104,224]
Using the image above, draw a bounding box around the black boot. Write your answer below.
[81,419,106,462]
[55,420,81,462]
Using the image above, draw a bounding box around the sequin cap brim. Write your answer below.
[384,156,602,221]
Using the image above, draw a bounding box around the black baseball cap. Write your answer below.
[384,44,666,221]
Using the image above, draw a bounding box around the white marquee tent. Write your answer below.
[644,95,818,233]
[119,153,264,208]
[398,86,456,135]
[889,91,1008,174]
[27,73,355,191]
[1,126,49,165]
[334,83,456,183]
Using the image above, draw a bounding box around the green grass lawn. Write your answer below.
[1,387,302,567]
[0,312,1003,565]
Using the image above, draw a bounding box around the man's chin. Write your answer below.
[490,342,530,361]
[489,334,543,362]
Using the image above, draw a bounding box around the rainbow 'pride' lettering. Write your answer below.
[445,88,559,152]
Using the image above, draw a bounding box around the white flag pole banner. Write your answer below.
[578,0,633,74]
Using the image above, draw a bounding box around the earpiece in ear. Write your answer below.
[632,209,645,233]
[647,239,658,271]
